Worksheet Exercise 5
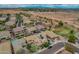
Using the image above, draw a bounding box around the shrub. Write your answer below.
[68,34,76,43]
[65,44,75,53]
[43,41,50,48]
[27,44,39,53]
[30,44,38,52]
[68,30,76,43]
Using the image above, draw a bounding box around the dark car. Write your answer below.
[48,46,52,49]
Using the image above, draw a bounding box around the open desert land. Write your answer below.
[0,9,24,14]
[29,11,79,30]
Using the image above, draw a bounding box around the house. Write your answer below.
[21,15,33,26]
[26,27,37,34]
[0,41,11,54]
[10,16,16,22]
[0,31,11,41]
[41,30,60,42]
[13,27,25,38]
[35,24,46,31]
[22,15,30,23]
[42,22,52,29]
[24,35,47,46]
[0,17,7,22]
[23,20,32,25]
[0,14,7,22]
[5,16,16,29]
[5,20,16,28]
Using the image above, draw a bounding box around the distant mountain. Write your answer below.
[0,4,79,9]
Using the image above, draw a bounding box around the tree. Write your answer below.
[43,41,50,48]
[68,34,76,43]
[27,44,39,53]
[68,30,76,43]
[58,21,63,27]
[30,44,38,52]
[70,30,74,34]
[27,44,31,49]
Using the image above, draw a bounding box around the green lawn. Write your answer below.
[0,28,5,31]
[53,26,75,37]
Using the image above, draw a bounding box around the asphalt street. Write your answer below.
[39,42,64,54]
[39,42,79,54]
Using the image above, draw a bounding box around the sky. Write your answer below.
[0,4,79,9]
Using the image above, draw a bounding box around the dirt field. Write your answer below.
[0,9,24,14]
[0,9,79,30]
[30,11,79,30]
